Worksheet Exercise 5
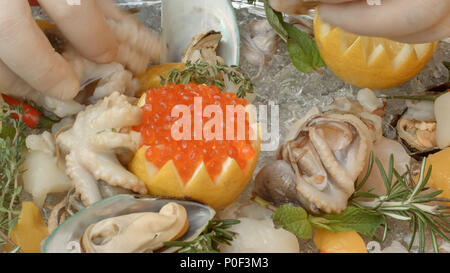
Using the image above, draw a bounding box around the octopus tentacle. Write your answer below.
[88,132,139,152]
[66,152,102,206]
[106,12,162,75]
[84,152,147,195]
[90,93,142,130]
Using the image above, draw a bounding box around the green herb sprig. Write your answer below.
[0,102,27,250]
[264,0,325,73]
[351,153,450,253]
[162,61,254,99]
[163,219,240,253]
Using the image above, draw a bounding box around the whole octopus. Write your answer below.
[56,92,147,206]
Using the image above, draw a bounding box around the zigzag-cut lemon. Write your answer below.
[314,13,438,90]
[129,83,261,209]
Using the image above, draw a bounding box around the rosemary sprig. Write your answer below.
[0,102,27,249]
[162,61,254,99]
[351,152,450,253]
[163,219,240,253]
[377,94,444,101]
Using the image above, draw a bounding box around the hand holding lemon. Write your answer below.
[271,0,450,43]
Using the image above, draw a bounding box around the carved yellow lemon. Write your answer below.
[129,84,262,209]
[313,229,367,253]
[314,13,437,90]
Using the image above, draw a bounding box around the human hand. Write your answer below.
[0,0,118,100]
[269,0,450,43]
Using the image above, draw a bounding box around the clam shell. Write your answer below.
[42,195,215,253]
[161,0,240,65]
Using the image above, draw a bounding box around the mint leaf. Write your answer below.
[271,205,312,239]
[264,0,288,42]
[309,206,384,237]
[284,22,325,73]
[264,0,326,73]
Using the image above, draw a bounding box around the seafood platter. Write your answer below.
[0,0,448,253]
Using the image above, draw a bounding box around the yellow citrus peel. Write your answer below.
[314,13,437,90]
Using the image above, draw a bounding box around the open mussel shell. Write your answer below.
[390,102,441,161]
[42,195,215,253]
[397,137,440,161]
[161,0,240,65]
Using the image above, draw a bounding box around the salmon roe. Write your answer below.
[134,83,255,183]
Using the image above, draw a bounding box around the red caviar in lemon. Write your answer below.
[135,83,255,183]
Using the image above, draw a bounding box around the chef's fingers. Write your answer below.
[0,0,79,100]
[313,0,355,3]
[96,0,123,21]
[38,0,118,64]
[317,0,450,40]
[0,59,35,98]
[389,16,450,44]
[268,0,356,14]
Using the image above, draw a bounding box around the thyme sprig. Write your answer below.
[0,102,27,249]
[351,152,450,253]
[162,61,254,98]
[163,219,240,253]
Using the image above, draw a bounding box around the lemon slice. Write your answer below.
[314,13,438,90]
